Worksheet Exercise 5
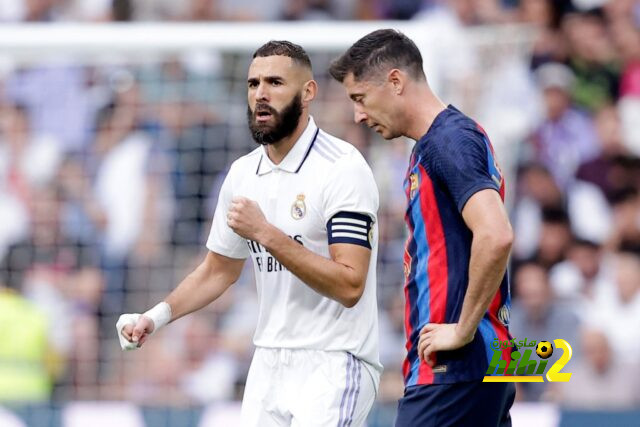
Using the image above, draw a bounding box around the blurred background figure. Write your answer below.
[509,261,581,402]
[530,62,600,191]
[556,327,640,409]
[582,251,640,363]
[0,283,56,402]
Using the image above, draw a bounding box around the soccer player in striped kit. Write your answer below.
[331,29,516,427]
[117,41,381,426]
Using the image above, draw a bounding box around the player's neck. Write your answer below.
[404,87,447,141]
[266,114,309,165]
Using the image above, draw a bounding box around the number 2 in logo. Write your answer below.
[546,339,573,382]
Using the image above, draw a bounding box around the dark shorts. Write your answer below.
[395,381,515,427]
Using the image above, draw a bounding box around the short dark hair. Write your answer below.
[253,40,312,71]
[541,207,570,225]
[329,29,425,82]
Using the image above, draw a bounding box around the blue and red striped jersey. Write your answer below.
[402,105,513,386]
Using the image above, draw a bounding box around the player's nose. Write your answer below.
[354,109,367,124]
[255,82,269,102]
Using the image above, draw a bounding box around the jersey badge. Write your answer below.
[498,305,510,326]
[291,194,306,220]
[403,248,411,278]
[409,173,418,199]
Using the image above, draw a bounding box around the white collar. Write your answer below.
[255,116,319,176]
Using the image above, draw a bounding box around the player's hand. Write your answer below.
[227,196,270,241]
[418,323,474,366]
[116,314,155,350]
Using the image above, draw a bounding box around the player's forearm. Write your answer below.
[456,230,512,340]
[260,225,365,307]
[165,255,239,321]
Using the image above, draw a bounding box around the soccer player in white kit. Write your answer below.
[116,41,381,426]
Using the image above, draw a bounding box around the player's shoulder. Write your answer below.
[423,107,486,157]
[313,129,370,170]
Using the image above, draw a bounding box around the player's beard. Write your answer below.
[247,94,303,145]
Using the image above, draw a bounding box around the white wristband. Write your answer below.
[143,302,172,332]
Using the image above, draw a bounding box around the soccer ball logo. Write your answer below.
[536,341,553,359]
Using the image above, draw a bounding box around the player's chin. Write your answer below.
[253,118,274,128]
[379,128,397,140]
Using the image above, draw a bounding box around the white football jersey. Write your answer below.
[206,117,382,376]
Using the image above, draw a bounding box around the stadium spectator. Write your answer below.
[138,57,234,249]
[175,313,241,403]
[0,284,55,402]
[0,102,62,256]
[512,164,564,260]
[530,62,600,190]
[562,10,620,112]
[549,238,610,304]
[5,66,94,152]
[412,0,481,113]
[576,104,630,200]
[534,207,573,269]
[92,76,173,319]
[509,261,581,401]
[612,21,640,155]
[584,251,640,364]
[607,187,640,253]
[0,184,103,399]
[556,327,640,409]
[519,0,566,68]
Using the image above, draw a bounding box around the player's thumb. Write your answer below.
[131,321,148,343]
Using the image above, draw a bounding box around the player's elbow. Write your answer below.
[490,225,514,256]
[475,223,513,257]
[339,278,366,308]
[340,294,361,308]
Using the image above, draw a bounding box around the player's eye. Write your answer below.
[248,80,258,88]
[272,80,282,86]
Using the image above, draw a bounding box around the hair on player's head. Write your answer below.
[253,40,312,71]
[329,29,425,83]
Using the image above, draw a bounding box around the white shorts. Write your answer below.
[240,347,378,427]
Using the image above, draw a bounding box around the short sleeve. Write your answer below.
[322,152,379,225]
[205,167,249,259]
[427,131,502,213]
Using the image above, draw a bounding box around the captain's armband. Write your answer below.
[327,212,373,249]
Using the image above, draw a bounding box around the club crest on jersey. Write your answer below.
[403,248,411,278]
[291,194,306,220]
[409,173,418,199]
[498,305,510,326]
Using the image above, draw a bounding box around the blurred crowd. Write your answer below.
[0,0,639,421]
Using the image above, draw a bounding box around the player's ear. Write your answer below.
[302,79,317,105]
[388,69,405,95]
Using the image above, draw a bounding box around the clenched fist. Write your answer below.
[116,314,155,350]
[227,196,270,241]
